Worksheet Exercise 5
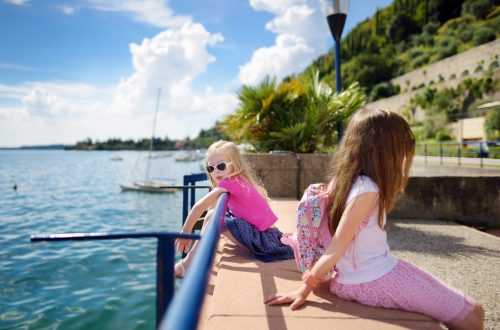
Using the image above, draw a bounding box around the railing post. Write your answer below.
[458,142,461,166]
[156,237,175,327]
[182,176,190,222]
[479,142,484,167]
[181,173,209,259]
[439,143,443,164]
[160,193,229,330]
[424,143,428,164]
[182,173,209,224]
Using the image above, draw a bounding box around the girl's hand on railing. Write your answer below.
[176,236,192,254]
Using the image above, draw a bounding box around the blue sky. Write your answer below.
[0,0,392,147]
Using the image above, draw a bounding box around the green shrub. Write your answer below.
[485,107,500,140]
[369,82,401,101]
[459,28,473,42]
[472,26,496,45]
[411,125,426,141]
[423,21,440,35]
[435,129,452,141]
[343,53,397,90]
[436,36,458,59]
[486,5,500,19]
[489,59,499,70]
[409,51,432,69]
[462,0,494,19]
[387,14,421,42]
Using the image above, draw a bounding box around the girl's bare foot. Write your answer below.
[174,259,186,278]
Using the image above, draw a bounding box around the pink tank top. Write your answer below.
[218,175,277,231]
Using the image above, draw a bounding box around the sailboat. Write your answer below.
[120,89,176,193]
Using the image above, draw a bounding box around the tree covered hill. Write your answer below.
[298,0,499,102]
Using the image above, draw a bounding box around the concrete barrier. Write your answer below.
[244,153,500,226]
[391,176,500,226]
[244,153,331,199]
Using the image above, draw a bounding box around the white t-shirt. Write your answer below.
[333,175,397,284]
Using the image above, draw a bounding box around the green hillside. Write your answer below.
[299,0,499,102]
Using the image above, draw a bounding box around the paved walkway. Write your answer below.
[197,199,500,329]
[410,158,500,177]
[413,155,500,169]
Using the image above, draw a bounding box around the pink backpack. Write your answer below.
[281,181,335,278]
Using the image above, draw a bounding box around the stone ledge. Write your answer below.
[199,198,441,330]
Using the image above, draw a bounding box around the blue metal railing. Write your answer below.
[30,173,221,329]
[160,192,228,329]
[183,172,209,223]
[416,140,500,167]
[30,231,200,327]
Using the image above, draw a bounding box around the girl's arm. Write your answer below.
[264,192,378,310]
[176,187,227,253]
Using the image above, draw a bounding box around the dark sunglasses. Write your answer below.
[206,161,231,173]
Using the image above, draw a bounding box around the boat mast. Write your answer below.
[145,88,161,182]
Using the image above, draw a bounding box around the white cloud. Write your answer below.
[111,21,228,114]
[250,0,307,14]
[0,84,30,99]
[4,0,29,5]
[22,87,70,116]
[59,5,76,15]
[237,1,329,86]
[0,19,238,147]
[0,82,107,146]
[83,0,190,28]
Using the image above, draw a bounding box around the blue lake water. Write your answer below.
[0,150,208,330]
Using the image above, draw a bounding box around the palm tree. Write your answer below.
[220,70,365,153]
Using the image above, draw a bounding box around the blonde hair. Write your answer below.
[205,140,269,199]
[327,108,415,234]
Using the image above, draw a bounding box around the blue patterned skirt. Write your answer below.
[224,211,294,262]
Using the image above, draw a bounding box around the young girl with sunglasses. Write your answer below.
[264,109,484,329]
[174,140,294,277]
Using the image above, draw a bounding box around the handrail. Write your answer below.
[31,231,201,327]
[29,173,218,329]
[416,140,500,167]
[160,192,229,330]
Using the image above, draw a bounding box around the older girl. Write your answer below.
[264,108,484,330]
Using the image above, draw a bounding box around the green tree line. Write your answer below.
[65,125,229,151]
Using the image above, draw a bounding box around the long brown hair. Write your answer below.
[327,108,415,235]
[205,140,269,199]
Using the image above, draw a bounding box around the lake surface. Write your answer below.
[0,150,208,330]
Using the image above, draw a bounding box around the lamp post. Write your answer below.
[324,0,349,141]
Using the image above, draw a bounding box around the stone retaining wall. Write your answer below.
[244,154,500,225]
[391,39,500,91]
[244,153,331,199]
[392,177,500,226]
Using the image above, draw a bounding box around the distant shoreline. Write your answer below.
[0,145,184,151]
[0,145,65,150]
